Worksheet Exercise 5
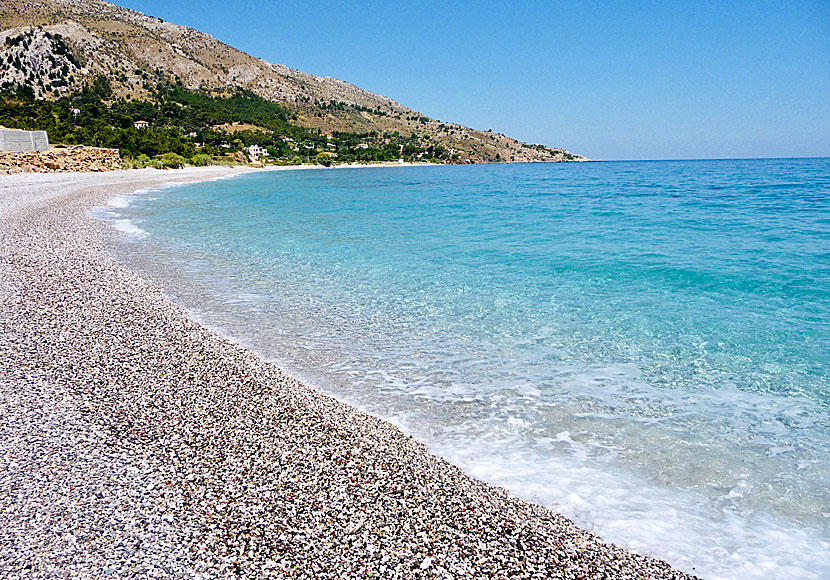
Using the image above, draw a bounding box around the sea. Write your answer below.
[91,158,830,580]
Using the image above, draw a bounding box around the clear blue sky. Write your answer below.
[117,0,828,160]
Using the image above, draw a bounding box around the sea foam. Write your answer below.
[106,160,830,580]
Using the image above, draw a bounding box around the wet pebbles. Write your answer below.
[0,169,698,579]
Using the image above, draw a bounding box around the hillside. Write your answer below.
[0,0,586,163]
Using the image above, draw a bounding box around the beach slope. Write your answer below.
[0,168,695,579]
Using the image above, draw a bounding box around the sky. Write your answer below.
[117,0,829,160]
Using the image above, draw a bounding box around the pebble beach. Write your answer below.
[0,168,699,579]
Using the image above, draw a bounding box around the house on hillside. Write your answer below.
[280,136,299,151]
[247,144,265,161]
[134,120,150,130]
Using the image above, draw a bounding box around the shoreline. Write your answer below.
[0,167,697,578]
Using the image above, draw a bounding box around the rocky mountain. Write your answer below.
[0,0,586,163]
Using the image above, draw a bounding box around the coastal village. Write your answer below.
[0,124,410,173]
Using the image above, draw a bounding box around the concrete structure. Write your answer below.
[0,128,49,153]
[134,120,150,129]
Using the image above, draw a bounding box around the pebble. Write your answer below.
[0,168,700,579]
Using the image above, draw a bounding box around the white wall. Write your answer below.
[0,129,50,152]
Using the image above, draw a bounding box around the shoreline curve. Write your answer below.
[0,166,698,579]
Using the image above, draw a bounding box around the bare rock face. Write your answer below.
[0,0,589,163]
[0,145,122,173]
[0,27,81,98]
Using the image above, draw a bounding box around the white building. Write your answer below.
[247,144,265,160]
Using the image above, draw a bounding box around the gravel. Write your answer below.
[0,168,699,579]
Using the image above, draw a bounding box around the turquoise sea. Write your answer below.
[95,159,829,579]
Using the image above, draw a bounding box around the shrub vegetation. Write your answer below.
[0,78,453,166]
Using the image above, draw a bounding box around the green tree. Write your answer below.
[158,152,186,168]
[92,75,113,99]
[190,153,212,166]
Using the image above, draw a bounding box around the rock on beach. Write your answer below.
[0,168,699,579]
[0,145,123,174]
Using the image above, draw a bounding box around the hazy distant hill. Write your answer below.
[0,0,586,163]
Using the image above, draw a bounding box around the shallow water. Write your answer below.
[96,159,830,579]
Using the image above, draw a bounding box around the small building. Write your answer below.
[247,144,265,160]
[355,143,369,149]
[134,120,150,130]
[70,108,81,118]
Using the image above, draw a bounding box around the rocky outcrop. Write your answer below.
[0,27,82,98]
[0,145,122,173]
